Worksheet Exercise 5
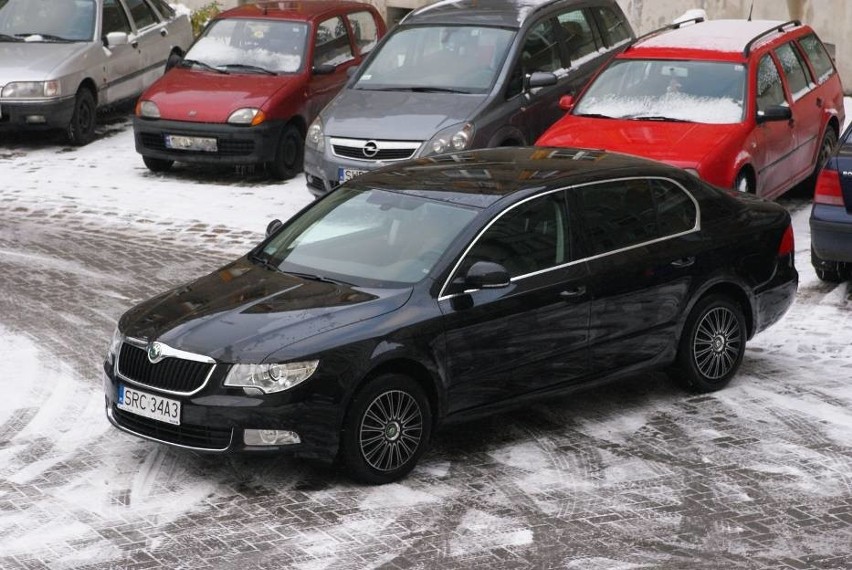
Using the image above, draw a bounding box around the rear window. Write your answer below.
[799,33,835,82]
[580,179,658,255]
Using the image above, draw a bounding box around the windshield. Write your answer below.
[186,19,309,74]
[575,59,746,124]
[354,25,515,94]
[260,187,479,286]
[0,0,95,42]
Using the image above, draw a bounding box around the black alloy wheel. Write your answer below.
[341,374,431,484]
[143,156,174,173]
[675,295,746,392]
[805,127,838,194]
[268,124,304,180]
[67,88,96,146]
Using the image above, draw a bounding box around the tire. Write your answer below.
[267,124,304,180]
[805,127,838,194]
[734,169,753,194]
[811,246,845,283]
[142,156,174,173]
[340,373,431,485]
[66,88,96,146]
[675,295,746,393]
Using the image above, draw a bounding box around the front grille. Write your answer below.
[138,133,254,157]
[112,406,232,450]
[140,132,166,151]
[332,145,417,161]
[118,343,213,394]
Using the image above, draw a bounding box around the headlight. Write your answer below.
[306,117,324,151]
[228,108,265,126]
[107,327,123,361]
[224,361,319,394]
[137,100,160,119]
[1,80,61,98]
[422,123,473,157]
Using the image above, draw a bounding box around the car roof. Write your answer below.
[219,1,371,21]
[623,19,808,62]
[402,0,588,29]
[352,147,683,208]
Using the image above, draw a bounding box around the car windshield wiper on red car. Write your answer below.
[625,114,693,123]
[180,59,229,74]
[574,112,614,119]
[220,64,277,76]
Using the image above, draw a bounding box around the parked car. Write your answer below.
[302,0,634,197]
[133,1,385,179]
[810,122,852,282]
[536,18,845,200]
[104,147,797,484]
[0,0,192,145]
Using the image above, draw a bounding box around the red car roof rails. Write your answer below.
[743,20,801,56]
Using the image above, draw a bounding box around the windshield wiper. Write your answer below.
[574,112,613,119]
[180,59,229,74]
[221,64,276,76]
[625,115,692,123]
[360,86,471,94]
[0,33,23,42]
[250,251,280,272]
[15,33,72,42]
[286,271,350,286]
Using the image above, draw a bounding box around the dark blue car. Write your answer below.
[811,123,852,282]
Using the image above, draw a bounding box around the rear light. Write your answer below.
[813,168,845,206]
[778,224,794,257]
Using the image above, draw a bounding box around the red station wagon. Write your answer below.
[537,19,845,199]
[133,1,385,179]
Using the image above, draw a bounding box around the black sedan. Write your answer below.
[811,122,852,282]
[104,147,798,484]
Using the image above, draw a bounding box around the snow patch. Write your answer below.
[449,509,533,556]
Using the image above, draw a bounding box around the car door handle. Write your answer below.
[670,256,695,268]
[560,286,586,299]
[160,28,168,37]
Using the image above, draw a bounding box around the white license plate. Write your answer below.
[338,167,366,183]
[165,134,218,152]
[117,384,181,425]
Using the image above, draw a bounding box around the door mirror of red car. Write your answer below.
[346,65,359,78]
[104,31,129,48]
[165,51,184,71]
[464,261,511,290]
[525,71,558,92]
[312,63,336,76]
[559,94,575,112]
[266,219,283,237]
[757,105,793,124]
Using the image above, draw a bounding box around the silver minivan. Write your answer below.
[0,0,192,145]
[303,0,634,197]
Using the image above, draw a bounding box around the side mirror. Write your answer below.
[464,261,510,290]
[266,219,283,237]
[756,105,792,124]
[346,65,359,78]
[104,31,129,48]
[559,94,575,112]
[525,71,558,91]
[312,63,336,76]
[165,51,184,71]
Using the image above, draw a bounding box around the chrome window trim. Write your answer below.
[106,405,233,452]
[437,176,701,301]
[115,336,217,397]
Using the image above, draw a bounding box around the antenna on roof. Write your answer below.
[748,1,754,21]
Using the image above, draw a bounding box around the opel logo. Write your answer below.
[362,140,379,158]
[147,342,164,364]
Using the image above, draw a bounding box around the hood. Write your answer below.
[142,68,302,123]
[323,88,487,140]
[0,41,93,83]
[119,257,412,362]
[538,116,743,165]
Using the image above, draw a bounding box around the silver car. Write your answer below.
[0,0,192,145]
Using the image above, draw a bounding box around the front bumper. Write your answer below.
[810,204,852,264]
[102,359,341,461]
[0,96,76,131]
[133,117,285,166]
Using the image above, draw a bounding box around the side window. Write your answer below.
[506,19,561,98]
[148,0,176,19]
[314,16,354,68]
[593,5,631,46]
[799,33,835,83]
[464,194,568,278]
[756,54,786,111]
[124,0,159,28]
[650,179,696,236]
[580,179,657,255]
[557,10,600,62]
[103,0,131,35]
[774,42,812,100]
[346,11,379,56]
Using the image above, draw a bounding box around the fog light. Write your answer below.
[244,429,301,446]
[26,115,46,124]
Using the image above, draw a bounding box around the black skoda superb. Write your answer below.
[104,147,797,484]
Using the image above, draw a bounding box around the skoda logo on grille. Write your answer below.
[147,342,165,364]
[362,140,379,158]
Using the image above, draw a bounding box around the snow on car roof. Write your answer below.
[635,20,798,55]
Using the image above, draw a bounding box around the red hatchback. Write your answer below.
[133,1,385,179]
[537,19,845,199]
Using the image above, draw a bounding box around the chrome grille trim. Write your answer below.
[115,337,217,396]
[330,137,422,162]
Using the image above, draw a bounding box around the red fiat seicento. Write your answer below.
[133,1,385,180]
[537,18,845,199]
